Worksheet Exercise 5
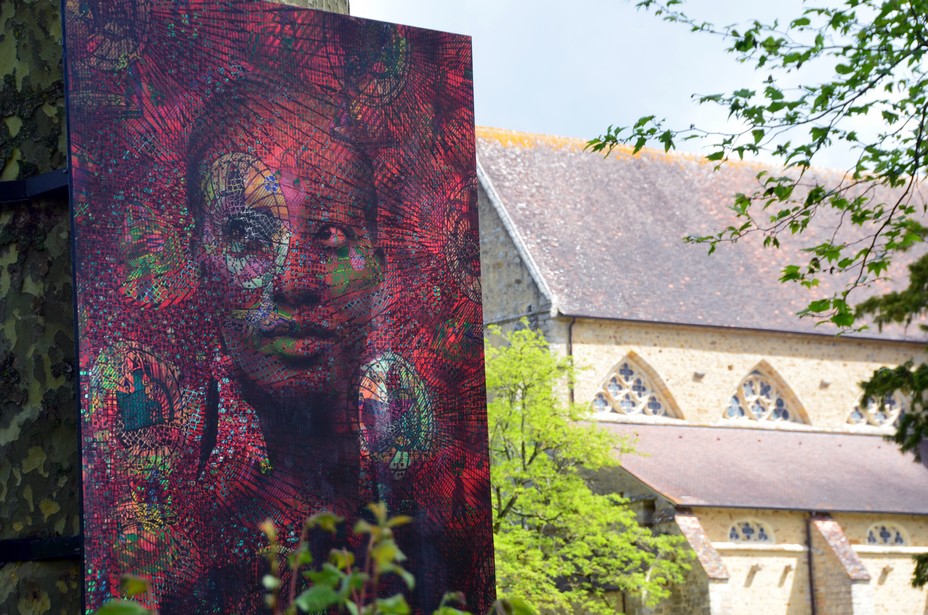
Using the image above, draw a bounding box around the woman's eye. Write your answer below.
[315,225,349,249]
[225,210,278,253]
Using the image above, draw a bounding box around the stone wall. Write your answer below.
[624,564,713,615]
[477,180,551,328]
[809,515,870,615]
[835,512,928,614]
[614,505,928,614]
[699,509,811,615]
[568,317,925,430]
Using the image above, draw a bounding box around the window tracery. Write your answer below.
[592,360,676,418]
[724,369,805,423]
[728,520,773,543]
[848,393,906,427]
[866,523,907,546]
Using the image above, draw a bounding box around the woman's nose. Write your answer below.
[272,232,330,305]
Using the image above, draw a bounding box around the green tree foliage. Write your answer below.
[587,0,928,587]
[485,323,690,613]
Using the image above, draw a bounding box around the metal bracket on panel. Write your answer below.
[0,535,82,564]
[0,169,69,203]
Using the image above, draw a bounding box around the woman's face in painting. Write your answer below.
[196,94,383,412]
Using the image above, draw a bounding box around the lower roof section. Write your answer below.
[602,422,928,515]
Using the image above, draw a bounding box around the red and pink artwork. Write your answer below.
[63,2,493,612]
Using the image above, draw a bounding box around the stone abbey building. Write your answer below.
[476,127,928,614]
[3,0,928,611]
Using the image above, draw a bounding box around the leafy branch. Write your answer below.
[589,0,928,330]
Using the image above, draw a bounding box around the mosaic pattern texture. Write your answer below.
[63,2,493,613]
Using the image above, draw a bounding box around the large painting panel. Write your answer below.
[62,2,493,612]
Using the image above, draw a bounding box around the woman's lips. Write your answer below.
[256,318,339,358]
[262,334,334,358]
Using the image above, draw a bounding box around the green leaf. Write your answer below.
[493,598,538,615]
[329,548,356,570]
[433,591,470,615]
[913,553,928,588]
[386,515,413,528]
[292,546,313,567]
[95,601,151,615]
[375,594,411,615]
[381,563,416,590]
[807,299,832,313]
[835,63,853,74]
[342,571,370,594]
[371,539,405,566]
[307,511,342,534]
[304,565,341,587]
[659,130,676,152]
[780,265,801,282]
[119,576,149,599]
[706,151,725,161]
[367,502,389,523]
[262,574,282,591]
[294,585,339,613]
[832,311,856,327]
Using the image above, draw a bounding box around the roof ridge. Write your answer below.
[474,125,789,172]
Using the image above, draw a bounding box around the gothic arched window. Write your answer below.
[723,367,807,424]
[592,358,679,419]
[848,393,907,427]
[866,523,907,546]
[728,519,774,544]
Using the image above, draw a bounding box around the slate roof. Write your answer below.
[476,127,928,341]
[603,422,928,514]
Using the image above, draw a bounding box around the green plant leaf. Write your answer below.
[119,576,149,599]
[375,594,411,615]
[386,515,413,528]
[380,563,416,590]
[371,539,405,566]
[262,574,282,591]
[329,548,356,570]
[353,519,374,535]
[294,585,339,613]
[493,597,537,615]
[305,565,342,587]
[367,502,389,524]
[434,591,470,615]
[342,571,370,593]
[307,511,342,534]
[95,600,151,615]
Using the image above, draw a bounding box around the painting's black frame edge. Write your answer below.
[0,170,69,204]
[0,536,82,564]
[58,0,87,612]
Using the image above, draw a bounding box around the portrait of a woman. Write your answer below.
[67,4,494,614]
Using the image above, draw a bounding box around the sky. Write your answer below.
[349,0,857,169]
[350,2,799,154]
